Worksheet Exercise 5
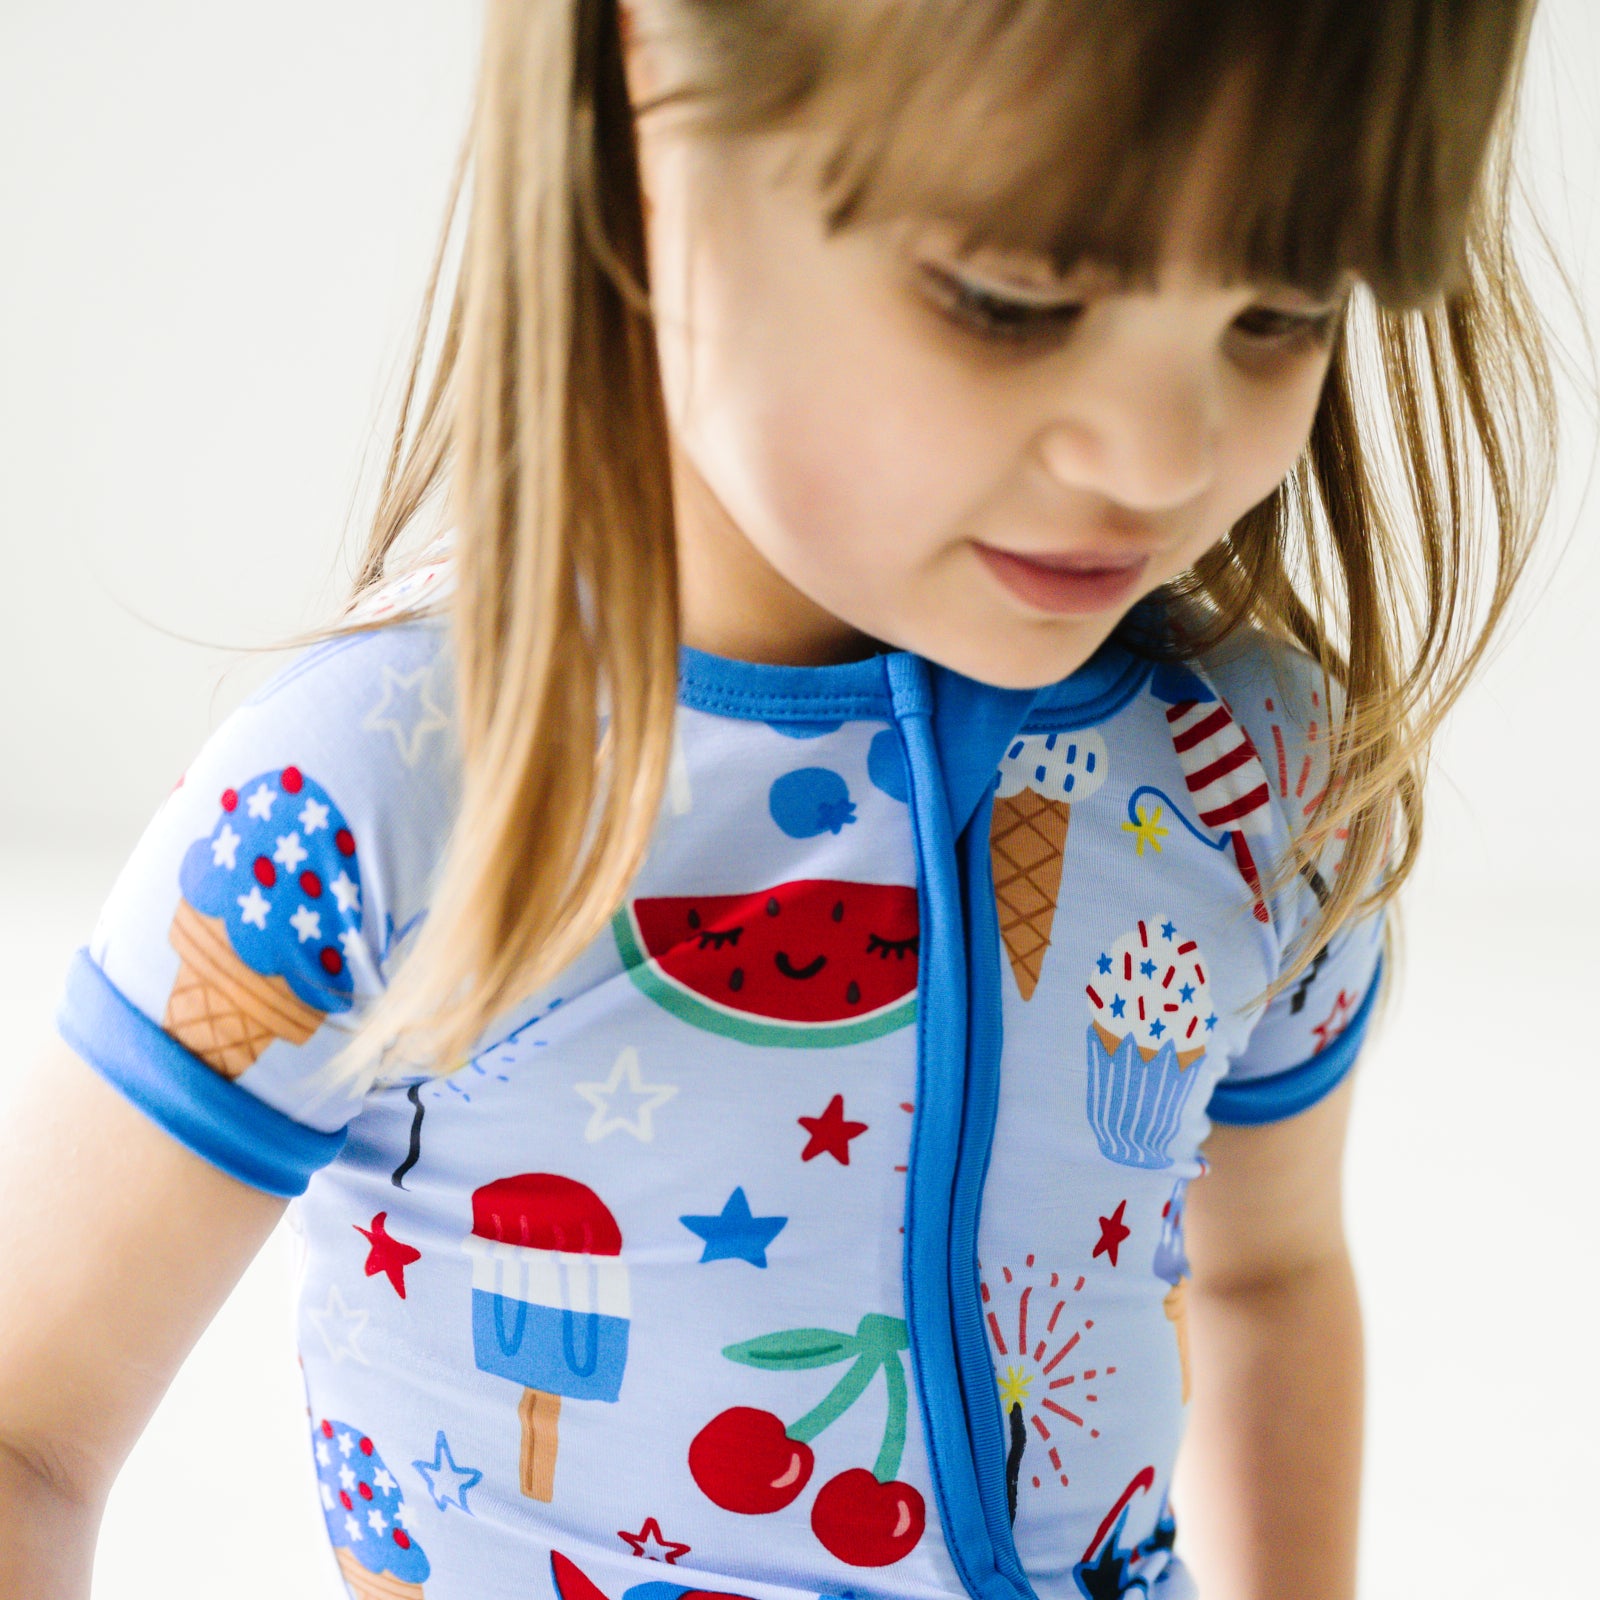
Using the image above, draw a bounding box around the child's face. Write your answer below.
[636,85,1346,686]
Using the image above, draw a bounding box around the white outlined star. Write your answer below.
[307,1284,370,1365]
[574,1047,678,1142]
[363,663,450,768]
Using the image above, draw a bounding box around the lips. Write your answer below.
[973,542,1150,616]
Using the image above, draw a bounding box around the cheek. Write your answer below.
[1216,361,1329,515]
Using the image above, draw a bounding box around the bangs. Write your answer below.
[667,0,1531,306]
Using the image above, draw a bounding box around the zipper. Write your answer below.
[887,655,1034,1600]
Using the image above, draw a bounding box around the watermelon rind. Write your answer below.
[611,908,918,1049]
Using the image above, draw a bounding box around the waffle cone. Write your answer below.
[163,900,324,1078]
[990,790,1070,1001]
[1164,1281,1192,1404]
[518,1387,561,1500]
[335,1546,425,1600]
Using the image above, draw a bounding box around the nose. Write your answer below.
[1035,348,1219,515]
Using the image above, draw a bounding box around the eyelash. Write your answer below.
[925,269,1339,353]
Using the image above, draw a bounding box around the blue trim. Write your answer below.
[677,644,892,723]
[54,948,348,1197]
[889,656,1032,1600]
[1205,960,1383,1126]
[949,779,1033,1593]
[1024,642,1154,731]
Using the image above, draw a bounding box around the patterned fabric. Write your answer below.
[55,552,1382,1600]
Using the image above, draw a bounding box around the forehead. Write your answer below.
[655,0,1525,308]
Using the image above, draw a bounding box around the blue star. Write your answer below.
[1149,1018,1167,1039]
[1096,952,1113,975]
[1160,920,1177,940]
[1179,983,1195,1003]
[1140,958,1157,978]
[1109,995,1127,1019]
[680,1188,788,1268]
[1205,1013,1218,1031]
[412,1429,482,1513]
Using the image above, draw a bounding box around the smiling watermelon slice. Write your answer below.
[612,878,919,1047]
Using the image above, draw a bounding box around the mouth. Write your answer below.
[972,542,1150,616]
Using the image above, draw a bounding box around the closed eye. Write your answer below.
[866,933,920,959]
[696,926,743,951]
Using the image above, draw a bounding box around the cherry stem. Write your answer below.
[872,1352,909,1483]
[787,1352,880,1445]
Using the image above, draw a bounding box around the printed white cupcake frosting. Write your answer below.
[995,730,1108,801]
[1085,914,1216,1060]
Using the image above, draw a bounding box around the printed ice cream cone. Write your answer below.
[1084,916,1215,1168]
[164,765,366,1076]
[1162,1282,1193,1404]
[991,731,1108,1000]
[1153,1178,1194,1403]
[465,1173,630,1502]
[313,1418,429,1597]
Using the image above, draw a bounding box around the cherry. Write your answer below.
[688,1406,814,1514]
[810,1468,926,1567]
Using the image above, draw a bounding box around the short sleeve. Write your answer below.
[1196,637,1389,1127]
[53,616,460,1196]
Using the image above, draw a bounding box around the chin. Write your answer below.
[915,624,1115,691]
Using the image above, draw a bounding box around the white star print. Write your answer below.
[339,1431,357,1459]
[366,1507,388,1536]
[344,1512,363,1542]
[362,663,450,767]
[373,1467,397,1493]
[211,822,240,870]
[290,905,322,944]
[320,1482,335,1510]
[236,885,270,930]
[273,831,308,873]
[330,870,361,916]
[315,1439,331,1468]
[339,1464,357,1490]
[245,782,278,821]
[307,1284,370,1366]
[298,796,330,834]
[575,1046,678,1143]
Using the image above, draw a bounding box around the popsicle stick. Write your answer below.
[519,1387,561,1500]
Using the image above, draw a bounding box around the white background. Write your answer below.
[1,2,1596,1596]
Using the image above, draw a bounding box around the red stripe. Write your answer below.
[1177,940,1197,954]
[1085,985,1103,1008]
[1171,705,1231,753]
[1198,784,1271,826]
[1164,700,1198,724]
[1161,965,1176,988]
[1184,740,1257,792]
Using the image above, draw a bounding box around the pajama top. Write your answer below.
[55,545,1384,1600]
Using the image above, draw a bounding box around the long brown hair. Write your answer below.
[279,0,1557,1086]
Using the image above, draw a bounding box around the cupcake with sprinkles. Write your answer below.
[161,765,365,1078]
[1083,915,1215,1169]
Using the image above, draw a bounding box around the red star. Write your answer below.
[617,1516,692,1563]
[354,1211,422,1298]
[798,1093,868,1164]
[1311,989,1359,1054]
[1093,1199,1131,1267]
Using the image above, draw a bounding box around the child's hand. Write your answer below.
[0,1037,286,1589]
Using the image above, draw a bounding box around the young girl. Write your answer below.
[1,2,1558,1596]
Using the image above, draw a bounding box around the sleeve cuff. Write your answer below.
[1204,959,1382,1127]
[54,947,347,1197]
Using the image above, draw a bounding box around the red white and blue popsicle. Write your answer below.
[464,1173,629,1501]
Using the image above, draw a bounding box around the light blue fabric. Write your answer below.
[53,557,1381,1600]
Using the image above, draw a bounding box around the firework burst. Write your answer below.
[978,1255,1115,1522]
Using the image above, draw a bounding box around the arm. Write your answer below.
[0,1036,287,1598]
[1172,1074,1363,1599]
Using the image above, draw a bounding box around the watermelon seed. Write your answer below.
[847,980,861,1006]
[832,900,844,922]
[688,908,702,929]
[729,967,745,992]
[766,896,781,917]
